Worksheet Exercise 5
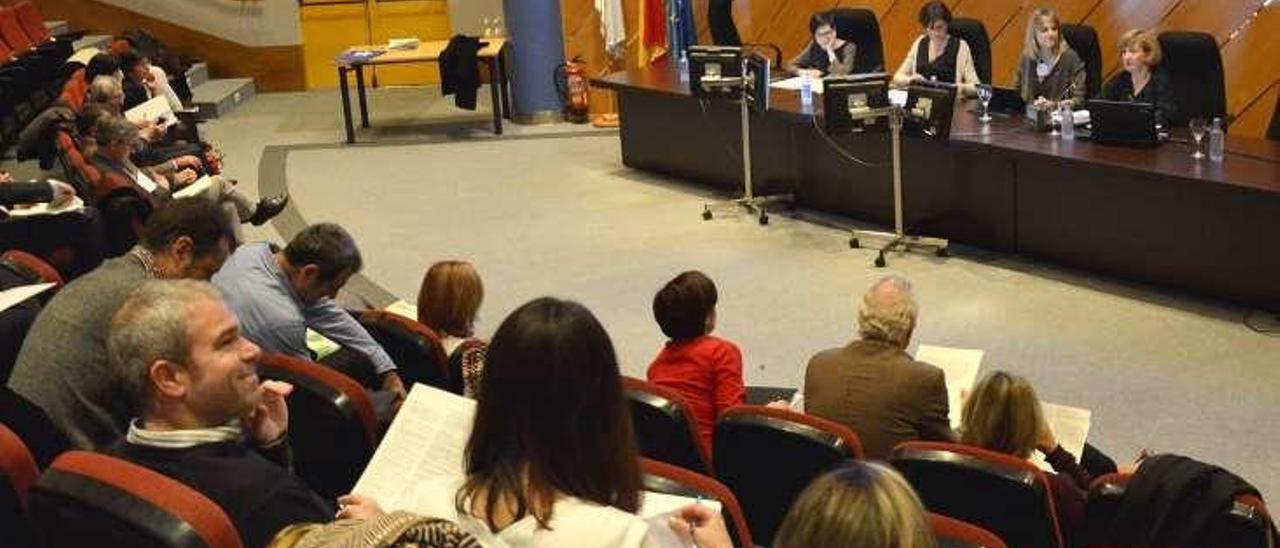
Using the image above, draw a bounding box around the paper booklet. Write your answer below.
[305,300,419,359]
[915,343,1093,472]
[5,195,85,218]
[770,76,825,94]
[0,283,56,314]
[383,299,418,321]
[125,95,178,130]
[171,175,215,200]
[914,344,983,429]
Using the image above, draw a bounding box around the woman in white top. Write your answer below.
[339,297,733,548]
[890,1,981,97]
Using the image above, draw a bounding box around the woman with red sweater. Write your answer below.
[646,271,745,451]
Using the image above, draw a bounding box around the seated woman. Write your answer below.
[417,260,487,397]
[1102,29,1177,127]
[1012,7,1087,110]
[773,461,936,548]
[646,271,745,452]
[891,1,981,97]
[338,297,729,547]
[960,370,1111,547]
[784,12,855,77]
[90,116,287,243]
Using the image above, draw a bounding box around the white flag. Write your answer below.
[595,0,626,59]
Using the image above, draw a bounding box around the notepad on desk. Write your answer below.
[770,76,825,94]
[171,175,216,200]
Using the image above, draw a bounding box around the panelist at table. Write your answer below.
[785,12,856,77]
[1012,7,1087,110]
[1102,29,1177,127]
[890,1,981,97]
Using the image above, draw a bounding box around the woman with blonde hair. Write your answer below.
[1103,29,1177,126]
[417,260,487,397]
[960,370,1107,546]
[773,461,936,548]
[1012,7,1087,109]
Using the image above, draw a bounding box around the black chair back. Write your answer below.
[713,405,863,546]
[708,0,740,46]
[1061,24,1102,99]
[1157,30,1226,128]
[829,8,885,73]
[622,377,711,475]
[360,310,455,393]
[891,442,1063,548]
[950,18,991,83]
[1083,472,1278,547]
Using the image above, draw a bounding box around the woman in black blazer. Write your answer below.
[1102,29,1177,127]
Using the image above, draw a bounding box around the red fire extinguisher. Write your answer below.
[555,57,590,123]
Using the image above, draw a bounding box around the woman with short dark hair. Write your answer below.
[891,1,981,96]
[785,12,856,77]
[646,271,745,452]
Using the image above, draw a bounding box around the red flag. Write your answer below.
[637,0,668,66]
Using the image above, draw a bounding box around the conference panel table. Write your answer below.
[593,66,1280,312]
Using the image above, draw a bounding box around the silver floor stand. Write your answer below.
[702,94,792,225]
[847,107,948,267]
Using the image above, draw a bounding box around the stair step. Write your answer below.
[72,34,113,52]
[185,62,210,89]
[191,78,255,119]
[44,20,69,36]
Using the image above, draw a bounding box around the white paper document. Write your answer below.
[305,329,341,360]
[125,95,178,129]
[914,344,983,429]
[640,492,724,547]
[352,383,477,510]
[0,283,55,313]
[770,76,824,94]
[1030,401,1092,472]
[172,175,216,200]
[384,299,418,321]
[4,196,85,218]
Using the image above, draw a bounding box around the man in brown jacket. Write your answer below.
[804,275,955,459]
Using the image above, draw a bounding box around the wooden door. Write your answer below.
[369,0,452,86]
[300,0,373,89]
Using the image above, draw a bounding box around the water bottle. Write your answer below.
[1208,117,1224,162]
[800,74,813,114]
[1059,101,1074,140]
[678,50,689,83]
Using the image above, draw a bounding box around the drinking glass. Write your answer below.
[977,85,993,123]
[1189,117,1208,159]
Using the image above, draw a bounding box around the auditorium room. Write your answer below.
[0,0,1277,546]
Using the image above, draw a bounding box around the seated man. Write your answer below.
[212,223,407,402]
[0,172,105,279]
[804,275,955,459]
[107,280,332,548]
[7,198,236,449]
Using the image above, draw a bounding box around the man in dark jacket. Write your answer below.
[106,279,332,548]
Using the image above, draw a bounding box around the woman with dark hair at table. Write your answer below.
[1102,29,1177,127]
[1012,7,1087,110]
[785,12,856,77]
[891,1,980,97]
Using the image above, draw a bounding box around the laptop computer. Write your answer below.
[986,86,1026,115]
[1084,99,1159,146]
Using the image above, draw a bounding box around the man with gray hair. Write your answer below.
[803,275,954,459]
[107,280,332,548]
[213,223,406,402]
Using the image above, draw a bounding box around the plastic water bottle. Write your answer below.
[800,74,813,114]
[1058,101,1074,140]
[678,50,689,83]
[1208,117,1224,162]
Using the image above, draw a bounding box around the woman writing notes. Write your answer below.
[785,13,856,77]
[890,1,981,97]
[1012,7,1087,110]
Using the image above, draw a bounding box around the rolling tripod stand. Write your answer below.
[699,61,791,225]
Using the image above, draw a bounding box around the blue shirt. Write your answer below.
[212,242,397,375]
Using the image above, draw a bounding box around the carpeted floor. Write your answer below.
[199,86,1280,497]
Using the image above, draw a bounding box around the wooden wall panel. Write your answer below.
[878,0,959,74]
[1219,4,1280,134]
[1082,0,1179,78]
[34,0,305,91]
[953,0,1029,86]
[1230,82,1277,139]
[1160,0,1259,44]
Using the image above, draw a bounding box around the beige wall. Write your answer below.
[448,0,505,36]
[91,0,302,46]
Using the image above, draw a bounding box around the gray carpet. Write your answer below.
[201,86,1280,497]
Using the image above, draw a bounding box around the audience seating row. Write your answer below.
[0,0,78,148]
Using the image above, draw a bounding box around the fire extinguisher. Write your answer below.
[554,57,590,123]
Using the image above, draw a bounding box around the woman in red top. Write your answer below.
[646,271,745,451]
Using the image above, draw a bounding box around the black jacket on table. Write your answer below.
[110,439,334,548]
[439,34,482,110]
[0,182,53,208]
[1103,69,1177,127]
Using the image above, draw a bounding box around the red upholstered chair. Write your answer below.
[257,353,378,500]
[623,376,712,475]
[0,424,39,546]
[12,1,51,45]
[1083,471,1277,547]
[712,405,863,545]
[890,441,1063,548]
[929,512,1008,548]
[0,8,34,53]
[359,310,454,392]
[1,249,65,289]
[641,457,753,548]
[29,451,244,548]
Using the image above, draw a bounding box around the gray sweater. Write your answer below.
[7,254,149,449]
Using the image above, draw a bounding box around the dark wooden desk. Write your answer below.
[594,66,1280,311]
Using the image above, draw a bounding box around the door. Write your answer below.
[299,0,452,89]
[369,0,451,86]
[300,0,372,89]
